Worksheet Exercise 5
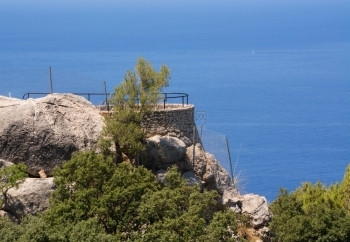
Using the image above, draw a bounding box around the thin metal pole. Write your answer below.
[49,67,53,94]
[192,126,196,168]
[163,93,167,109]
[104,81,109,111]
[225,136,234,179]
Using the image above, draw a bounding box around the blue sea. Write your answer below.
[1,1,350,201]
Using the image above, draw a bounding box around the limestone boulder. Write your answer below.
[4,178,55,218]
[186,143,233,194]
[222,189,242,213]
[0,159,14,168]
[186,143,207,178]
[0,94,104,176]
[241,193,271,228]
[141,135,188,170]
[203,155,232,194]
[223,190,271,229]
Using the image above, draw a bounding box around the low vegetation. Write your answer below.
[269,164,350,241]
[0,152,249,241]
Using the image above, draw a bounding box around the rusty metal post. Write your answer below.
[49,67,53,94]
[192,126,196,169]
[225,136,234,179]
[104,81,109,111]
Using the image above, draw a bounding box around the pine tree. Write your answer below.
[100,57,170,163]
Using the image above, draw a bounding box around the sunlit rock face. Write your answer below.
[0,94,103,176]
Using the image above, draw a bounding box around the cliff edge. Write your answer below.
[0,94,270,238]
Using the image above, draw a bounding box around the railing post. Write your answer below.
[49,67,53,94]
[104,81,109,111]
[192,126,196,168]
[225,136,234,180]
[163,93,167,109]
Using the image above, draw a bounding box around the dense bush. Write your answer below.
[0,152,248,241]
[0,163,27,207]
[270,164,350,241]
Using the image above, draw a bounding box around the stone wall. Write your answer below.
[141,104,200,146]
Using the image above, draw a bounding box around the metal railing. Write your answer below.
[22,92,109,101]
[22,92,189,109]
[161,93,189,108]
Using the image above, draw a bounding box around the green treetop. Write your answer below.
[100,57,170,163]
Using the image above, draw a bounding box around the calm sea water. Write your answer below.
[1,1,349,201]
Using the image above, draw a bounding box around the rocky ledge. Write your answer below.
[0,94,103,176]
[0,94,270,238]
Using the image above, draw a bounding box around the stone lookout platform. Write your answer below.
[99,103,199,147]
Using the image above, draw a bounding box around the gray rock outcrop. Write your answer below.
[3,178,55,218]
[0,94,104,176]
[222,189,271,238]
[141,135,188,170]
[0,94,271,238]
[0,159,14,168]
[241,193,270,228]
[188,143,271,237]
[186,143,234,194]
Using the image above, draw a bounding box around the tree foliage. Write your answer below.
[341,164,350,211]
[0,152,248,241]
[0,163,27,207]
[47,151,159,236]
[100,57,170,163]
[269,164,350,242]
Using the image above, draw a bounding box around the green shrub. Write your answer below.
[0,163,27,207]
[0,154,248,241]
[270,164,350,242]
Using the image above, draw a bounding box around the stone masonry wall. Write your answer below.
[141,104,200,146]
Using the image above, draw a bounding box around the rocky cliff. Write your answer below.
[0,94,270,238]
[0,94,103,176]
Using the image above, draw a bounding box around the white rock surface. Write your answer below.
[186,143,233,194]
[0,94,104,176]
[241,193,271,228]
[142,135,187,170]
[223,190,271,229]
[4,178,55,218]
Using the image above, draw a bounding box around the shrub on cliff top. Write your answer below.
[99,57,170,163]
